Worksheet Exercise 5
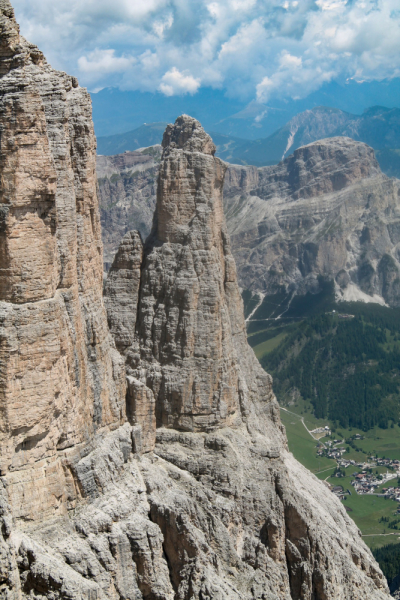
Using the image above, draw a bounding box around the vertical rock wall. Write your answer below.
[0,0,125,524]
[106,115,281,439]
[104,116,390,599]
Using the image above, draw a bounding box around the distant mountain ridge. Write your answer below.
[97,123,271,165]
[231,105,400,168]
[97,135,400,309]
[97,106,400,178]
[96,122,167,156]
[91,78,400,139]
[224,136,400,307]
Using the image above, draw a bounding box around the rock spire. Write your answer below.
[104,115,390,599]
[126,114,279,435]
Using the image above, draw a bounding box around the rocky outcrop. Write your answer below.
[104,230,143,356]
[98,137,400,307]
[231,105,400,166]
[102,115,389,599]
[0,3,392,598]
[122,115,275,434]
[224,137,400,305]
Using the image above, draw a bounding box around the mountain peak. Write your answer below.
[102,122,389,597]
[0,0,19,61]
[0,0,15,20]
[162,113,216,155]
[362,105,392,115]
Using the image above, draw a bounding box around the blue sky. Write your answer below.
[11,0,400,102]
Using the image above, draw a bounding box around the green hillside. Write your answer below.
[245,288,400,431]
[245,287,400,558]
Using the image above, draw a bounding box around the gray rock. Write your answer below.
[0,0,125,525]
[104,231,143,355]
[224,137,400,305]
[0,3,392,597]
[97,149,161,267]
[99,136,400,307]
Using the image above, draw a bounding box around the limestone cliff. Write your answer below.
[224,137,400,305]
[103,115,389,599]
[127,116,276,435]
[97,148,160,268]
[0,3,392,598]
[0,0,125,525]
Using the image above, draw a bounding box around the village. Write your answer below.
[314,428,400,499]
[351,470,399,496]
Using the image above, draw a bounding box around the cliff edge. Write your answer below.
[224,137,400,305]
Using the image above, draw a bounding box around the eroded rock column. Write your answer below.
[106,115,280,437]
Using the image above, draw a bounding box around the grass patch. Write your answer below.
[344,494,398,539]
[248,287,400,573]
[253,332,287,359]
[280,410,334,474]
[353,425,400,460]
[369,535,400,551]
[279,403,400,553]
[282,396,330,431]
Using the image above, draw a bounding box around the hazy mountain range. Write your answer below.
[97,134,400,311]
[91,78,400,140]
[97,105,400,178]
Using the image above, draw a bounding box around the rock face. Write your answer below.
[124,115,273,434]
[0,0,125,524]
[102,115,389,599]
[97,148,160,267]
[224,137,400,305]
[230,105,400,166]
[104,230,143,356]
[0,4,392,598]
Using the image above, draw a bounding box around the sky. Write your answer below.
[11,0,400,103]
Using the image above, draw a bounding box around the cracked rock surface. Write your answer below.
[98,137,400,307]
[0,0,125,536]
[102,115,389,599]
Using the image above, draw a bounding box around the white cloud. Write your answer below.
[159,67,201,96]
[78,49,135,76]
[230,0,257,10]
[256,77,274,102]
[153,14,174,38]
[279,52,302,69]
[139,50,159,71]
[10,0,400,101]
[315,0,347,10]
[207,3,220,18]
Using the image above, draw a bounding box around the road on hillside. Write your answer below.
[280,406,319,441]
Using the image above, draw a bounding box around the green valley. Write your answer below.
[245,287,400,552]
